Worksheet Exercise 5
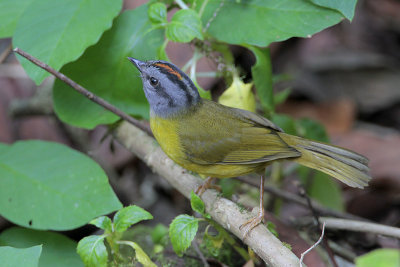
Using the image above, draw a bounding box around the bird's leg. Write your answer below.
[195,177,221,196]
[239,173,265,239]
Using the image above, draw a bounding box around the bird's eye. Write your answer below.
[150,77,159,86]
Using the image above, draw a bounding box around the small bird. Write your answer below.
[128,57,371,238]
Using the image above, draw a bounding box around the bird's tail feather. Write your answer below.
[278,133,371,188]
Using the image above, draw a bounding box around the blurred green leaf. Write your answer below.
[0,140,121,230]
[271,113,297,135]
[218,75,256,112]
[274,88,291,106]
[309,0,357,20]
[166,9,203,42]
[53,5,164,129]
[298,167,344,211]
[246,46,274,113]
[355,249,400,267]
[13,0,122,85]
[296,118,329,142]
[266,221,278,237]
[114,205,153,233]
[148,2,167,24]
[204,231,224,257]
[77,235,107,267]
[0,227,83,267]
[0,245,41,267]
[190,191,205,214]
[151,224,169,245]
[90,216,113,233]
[169,215,198,256]
[0,0,33,37]
[123,241,157,267]
[200,0,343,46]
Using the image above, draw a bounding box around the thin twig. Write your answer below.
[192,240,210,267]
[12,47,152,136]
[0,43,12,63]
[321,217,400,239]
[236,177,366,221]
[300,222,326,267]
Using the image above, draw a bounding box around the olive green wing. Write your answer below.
[177,100,300,165]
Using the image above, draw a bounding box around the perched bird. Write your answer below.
[128,57,371,238]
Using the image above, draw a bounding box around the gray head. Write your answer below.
[128,58,201,117]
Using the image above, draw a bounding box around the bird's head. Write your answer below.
[128,58,200,117]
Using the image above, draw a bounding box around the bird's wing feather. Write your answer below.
[177,100,300,165]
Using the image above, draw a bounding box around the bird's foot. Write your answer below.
[239,209,264,240]
[195,177,220,196]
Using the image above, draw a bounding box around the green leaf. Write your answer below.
[274,88,292,106]
[90,216,113,233]
[169,215,198,256]
[0,227,83,267]
[190,191,205,214]
[355,249,400,267]
[309,0,357,20]
[0,245,41,267]
[298,166,344,211]
[151,224,169,245]
[246,46,274,113]
[218,75,256,112]
[53,5,164,129]
[271,113,297,135]
[166,9,203,42]
[266,221,278,237]
[123,241,157,267]
[296,118,329,142]
[0,0,33,37]
[0,140,122,230]
[199,0,343,46]
[77,235,107,267]
[148,2,167,24]
[13,0,123,85]
[114,205,153,233]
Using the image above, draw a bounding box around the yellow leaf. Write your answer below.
[218,75,255,112]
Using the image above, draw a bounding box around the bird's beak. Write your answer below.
[127,57,145,72]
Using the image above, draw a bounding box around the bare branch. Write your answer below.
[321,217,400,239]
[300,222,326,267]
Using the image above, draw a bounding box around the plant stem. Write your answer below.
[175,0,189,9]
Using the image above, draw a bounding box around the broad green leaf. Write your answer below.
[114,205,153,233]
[53,5,164,129]
[77,235,107,267]
[0,140,122,230]
[0,227,83,267]
[166,9,203,42]
[0,0,33,37]
[309,0,357,20]
[218,75,255,112]
[199,0,343,46]
[246,46,274,113]
[0,245,41,267]
[169,215,198,256]
[355,249,400,267]
[13,0,123,85]
[90,216,113,233]
[298,166,344,211]
[148,2,167,24]
[190,191,205,214]
[274,88,292,105]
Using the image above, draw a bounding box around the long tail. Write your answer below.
[278,133,371,188]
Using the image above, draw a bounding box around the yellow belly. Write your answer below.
[150,116,265,178]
